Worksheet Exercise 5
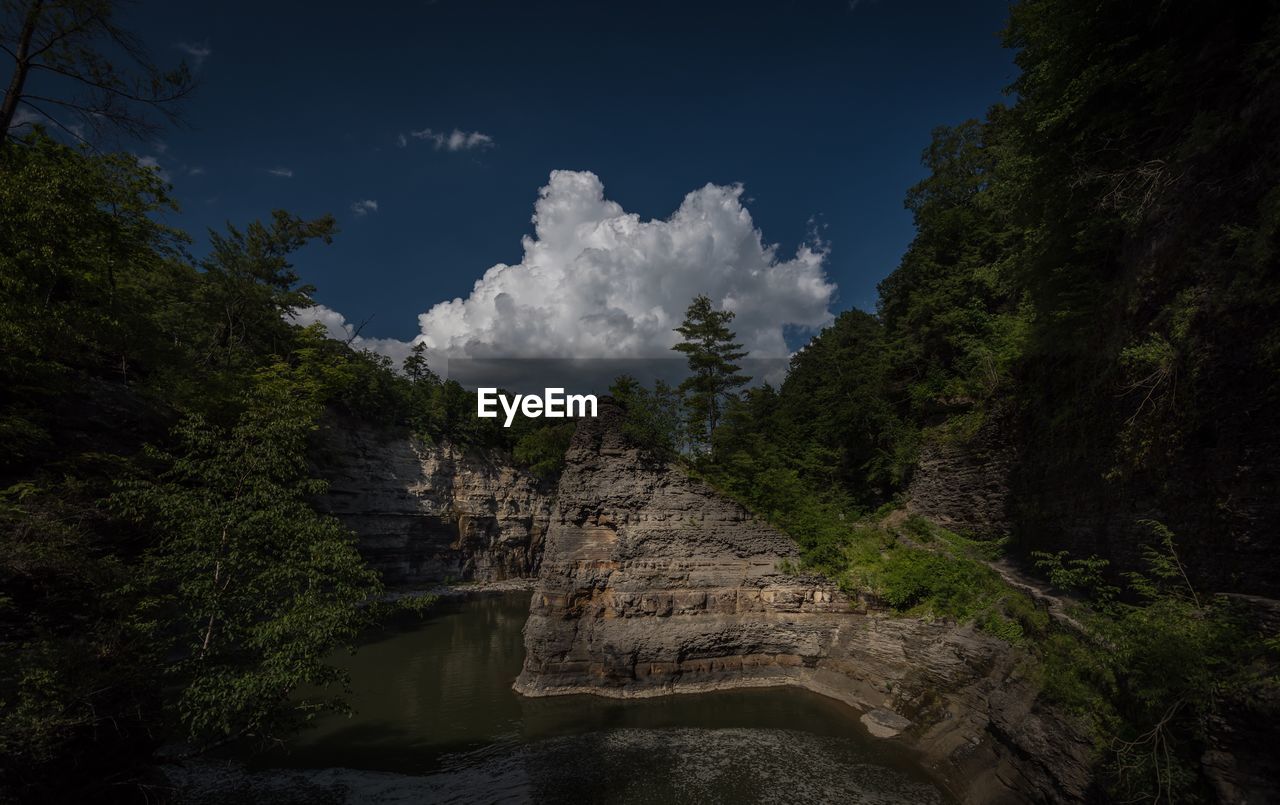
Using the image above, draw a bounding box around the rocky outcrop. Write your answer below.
[315,421,551,586]
[515,400,1095,804]
[906,410,1015,540]
[907,402,1280,598]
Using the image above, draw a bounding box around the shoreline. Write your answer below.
[381,576,537,601]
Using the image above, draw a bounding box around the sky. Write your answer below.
[115,0,1016,364]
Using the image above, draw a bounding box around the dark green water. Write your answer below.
[256,592,950,804]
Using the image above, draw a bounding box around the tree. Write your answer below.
[1,0,194,146]
[403,342,438,385]
[512,422,575,480]
[111,355,381,747]
[671,294,749,447]
[0,131,190,470]
[609,374,685,459]
[197,211,336,377]
[723,309,906,498]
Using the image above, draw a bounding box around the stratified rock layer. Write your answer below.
[316,422,550,586]
[906,410,1015,540]
[515,401,1094,804]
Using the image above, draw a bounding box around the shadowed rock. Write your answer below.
[317,420,551,586]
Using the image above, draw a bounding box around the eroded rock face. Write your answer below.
[515,401,1094,804]
[906,410,1015,540]
[316,421,551,586]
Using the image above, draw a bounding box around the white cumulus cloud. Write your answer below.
[417,170,833,359]
[350,199,379,216]
[290,171,835,376]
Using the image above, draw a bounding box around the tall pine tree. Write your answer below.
[672,294,749,447]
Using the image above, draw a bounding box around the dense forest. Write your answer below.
[2,0,1279,802]
[0,132,576,797]
[614,1,1280,801]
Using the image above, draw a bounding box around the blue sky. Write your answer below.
[124,0,1016,350]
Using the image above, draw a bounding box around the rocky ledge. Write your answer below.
[514,400,1094,804]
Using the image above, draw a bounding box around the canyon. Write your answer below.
[322,403,1099,803]
[311,392,1279,805]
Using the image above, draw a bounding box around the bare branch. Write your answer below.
[15,97,94,149]
[345,314,375,345]
[30,60,193,106]
[2,0,193,147]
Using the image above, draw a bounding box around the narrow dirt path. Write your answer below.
[987,557,1091,636]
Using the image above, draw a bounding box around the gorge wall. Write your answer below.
[906,410,1015,540]
[315,421,551,586]
[514,401,1094,804]
[902,403,1280,599]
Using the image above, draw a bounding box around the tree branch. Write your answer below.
[30,60,193,106]
[12,98,94,149]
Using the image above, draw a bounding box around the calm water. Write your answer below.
[257,592,950,804]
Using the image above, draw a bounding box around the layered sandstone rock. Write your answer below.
[515,400,1094,804]
[316,421,551,586]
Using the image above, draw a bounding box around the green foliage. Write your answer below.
[610,374,686,459]
[826,517,1044,644]
[877,117,1030,416]
[698,310,911,515]
[0,132,530,799]
[187,210,337,409]
[769,310,907,492]
[1032,550,1119,607]
[0,132,190,470]
[1033,527,1279,803]
[671,294,750,447]
[513,422,575,480]
[699,457,1045,647]
[111,355,382,746]
[0,480,155,795]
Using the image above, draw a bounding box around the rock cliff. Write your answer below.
[906,402,1280,599]
[315,421,551,586]
[514,401,1094,804]
[906,410,1015,540]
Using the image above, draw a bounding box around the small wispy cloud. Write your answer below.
[267,166,293,178]
[136,154,171,182]
[188,166,205,176]
[7,107,43,132]
[350,199,379,217]
[175,41,212,68]
[403,127,495,152]
[8,106,86,141]
[396,133,408,148]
